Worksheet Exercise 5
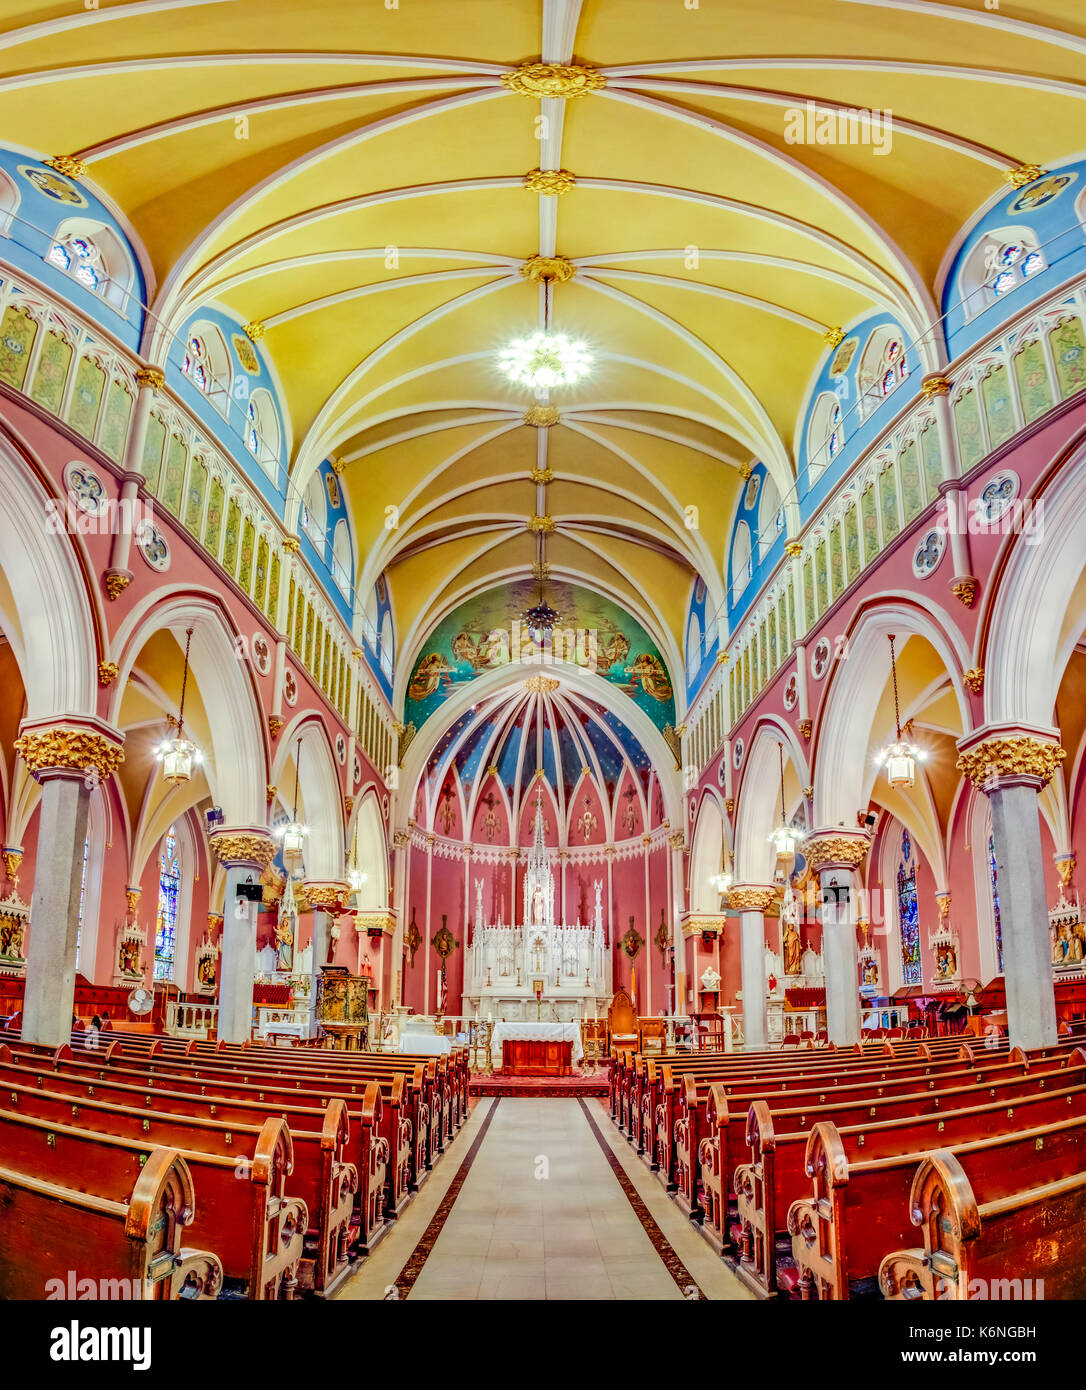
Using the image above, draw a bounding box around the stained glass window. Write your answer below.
[74,834,89,972]
[154,825,180,982]
[897,827,921,986]
[988,833,1004,973]
[182,335,209,393]
[48,235,103,292]
[988,241,1045,300]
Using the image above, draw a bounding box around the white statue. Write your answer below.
[700,965,721,992]
[531,884,546,926]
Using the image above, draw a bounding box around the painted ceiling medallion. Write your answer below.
[524,405,560,427]
[501,62,606,100]
[135,519,170,572]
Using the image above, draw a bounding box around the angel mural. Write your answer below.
[625,653,673,703]
[451,629,507,670]
[596,631,631,671]
[407,653,452,702]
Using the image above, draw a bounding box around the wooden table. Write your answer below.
[501,1038,573,1077]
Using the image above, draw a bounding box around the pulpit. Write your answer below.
[315,965,368,1050]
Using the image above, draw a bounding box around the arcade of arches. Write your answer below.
[2,0,1086,1310]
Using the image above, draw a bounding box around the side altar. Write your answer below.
[463,792,611,1023]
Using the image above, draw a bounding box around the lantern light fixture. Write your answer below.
[275,736,309,869]
[875,634,928,790]
[768,741,802,855]
[156,626,202,785]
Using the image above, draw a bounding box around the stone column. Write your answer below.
[390,828,410,1007]
[957,729,1065,1050]
[210,830,276,1045]
[14,720,126,1046]
[668,831,686,1015]
[729,885,777,1051]
[922,373,977,611]
[105,365,164,600]
[785,540,807,641]
[804,831,871,1046]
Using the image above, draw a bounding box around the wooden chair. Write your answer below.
[638,1018,667,1055]
[607,989,639,1054]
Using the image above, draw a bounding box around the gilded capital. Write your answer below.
[822,326,845,348]
[1005,163,1047,188]
[502,62,606,99]
[525,404,560,427]
[304,881,351,913]
[15,723,125,781]
[210,831,276,868]
[726,884,778,912]
[668,831,686,851]
[243,321,265,341]
[524,167,576,195]
[525,675,560,693]
[804,831,870,872]
[784,541,803,558]
[267,715,284,739]
[2,849,23,885]
[951,577,979,608]
[98,661,119,686]
[356,911,395,934]
[282,537,300,554]
[103,570,132,601]
[920,374,952,399]
[956,734,1065,790]
[134,366,165,391]
[392,829,411,849]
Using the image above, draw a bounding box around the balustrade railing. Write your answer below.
[165,1000,218,1039]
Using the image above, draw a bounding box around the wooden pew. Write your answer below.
[734,1069,1086,1297]
[692,1043,1079,1228]
[0,1144,222,1300]
[0,1105,307,1298]
[9,1040,420,1222]
[878,1145,1086,1300]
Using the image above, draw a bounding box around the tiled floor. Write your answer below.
[338,1097,753,1301]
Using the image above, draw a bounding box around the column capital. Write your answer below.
[14,716,125,783]
[727,884,778,911]
[804,828,870,872]
[134,365,165,391]
[392,827,411,849]
[209,828,276,868]
[356,910,396,935]
[303,880,352,913]
[956,725,1065,791]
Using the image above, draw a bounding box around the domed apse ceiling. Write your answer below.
[405,579,675,732]
[420,680,656,836]
[3,0,1081,708]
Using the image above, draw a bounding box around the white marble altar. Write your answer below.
[463,790,610,1021]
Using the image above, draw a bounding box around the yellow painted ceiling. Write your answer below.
[1,0,1080,695]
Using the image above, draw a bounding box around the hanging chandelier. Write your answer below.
[275,736,309,869]
[156,626,202,785]
[769,741,802,855]
[712,870,733,895]
[500,332,591,391]
[499,277,591,392]
[876,633,928,790]
[523,536,560,638]
[348,865,368,895]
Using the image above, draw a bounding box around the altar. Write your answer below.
[491,1020,583,1073]
[463,790,611,1022]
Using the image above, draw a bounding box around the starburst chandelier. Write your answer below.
[499,274,591,392]
[500,332,591,390]
[875,634,928,790]
[156,626,202,785]
[523,535,560,638]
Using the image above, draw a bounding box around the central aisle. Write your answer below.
[339,1098,752,1301]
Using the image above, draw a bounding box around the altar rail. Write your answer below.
[165,1000,218,1040]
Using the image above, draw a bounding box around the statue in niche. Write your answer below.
[700,965,721,992]
[531,884,546,926]
[783,920,803,976]
[275,917,294,972]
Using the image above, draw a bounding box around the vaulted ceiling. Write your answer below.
[3,0,1083,686]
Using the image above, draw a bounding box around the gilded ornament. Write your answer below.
[803,785,814,800]
[1005,164,1047,188]
[527,514,556,533]
[525,404,560,427]
[724,797,735,814]
[2,849,23,886]
[209,832,276,868]
[433,916,458,960]
[963,667,984,694]
[351,647,364,661]
[282,537,300,554]
[304,882,351,912]
[822,327,845,348]
[267,715,284,739]
[936,893,951,920]
[265,784,277,801]
[784,541,803,558]
[125,888,141,915]
[716,651,729,664]
[529,467,555,484]
[134,367,165,391]
[524,167,576,195]
[799,718,813,741]
[356,911,395,934]
[955,735,1065,790]
[727,885,777,911]
[330,457,346,475]
[668,831,686,851]
[952,577,979,608]
[531,561,550,581]
[1056,854,1076,888]
[392,829,411,849]
[344,794,355,818]
[46,155,88,179]
[98,661,119,686]
[243,321,266,341]
[803,833,870,871]
[15,726,125,780]
[920,375,952,398]
[501,62,606,100]
[738,461,753,480]
[524,676,560,693]
[103,570,132,601]
[520,254,575,284]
